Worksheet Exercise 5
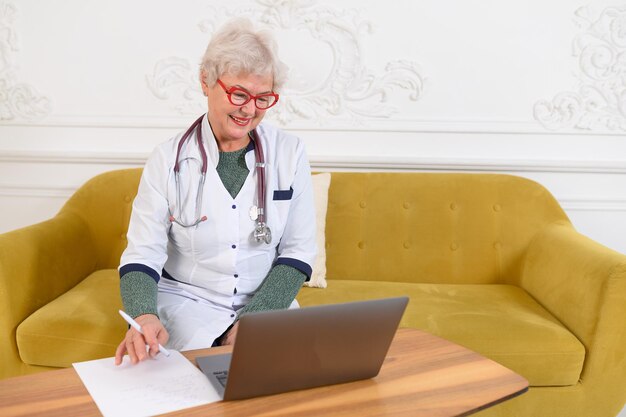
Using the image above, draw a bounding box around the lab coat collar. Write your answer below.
[200,114,257,169]
[201,114,220,168]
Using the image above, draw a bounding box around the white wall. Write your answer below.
[0,0,625,414]
[1,0,624,256]
[1,0,625,256]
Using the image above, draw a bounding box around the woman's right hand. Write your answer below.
[114,314,169,365]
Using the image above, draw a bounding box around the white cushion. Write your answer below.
[305,173,331,288]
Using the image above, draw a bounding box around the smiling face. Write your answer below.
[202,72,274,151]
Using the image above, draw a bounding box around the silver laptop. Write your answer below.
[196,297,409,401]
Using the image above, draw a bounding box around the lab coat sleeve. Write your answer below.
[119,145,171,282]
[274,140,317,279]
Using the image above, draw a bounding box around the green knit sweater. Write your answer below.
[120,146,307,320]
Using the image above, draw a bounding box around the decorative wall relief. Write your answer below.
[147,57,205,116]
[146,0,424,126]
[534,6,626,132]
[0,1,51,121]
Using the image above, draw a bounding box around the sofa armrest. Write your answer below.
[520,222,626,381]
[0,212,98,378]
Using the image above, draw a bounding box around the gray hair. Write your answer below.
[199,18,288,92]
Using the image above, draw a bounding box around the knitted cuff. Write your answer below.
[237,264,306,319]
[120,271,159,319]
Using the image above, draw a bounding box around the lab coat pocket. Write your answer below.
[158,275,184,294]
[272,187,294,201]
[269,194,291,241]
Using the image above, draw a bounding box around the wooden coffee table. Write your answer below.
[0,328,527,417]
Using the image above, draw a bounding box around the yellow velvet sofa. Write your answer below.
[1,168,625,417]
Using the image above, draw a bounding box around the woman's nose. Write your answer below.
[240,99,256,115]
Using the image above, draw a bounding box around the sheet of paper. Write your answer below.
[73,350,221,417]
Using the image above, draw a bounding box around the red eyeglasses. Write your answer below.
[217,79,279,110]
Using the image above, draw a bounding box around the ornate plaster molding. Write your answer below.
[146,0,424,126]
[534,6,626,132]
[0,1,51,121]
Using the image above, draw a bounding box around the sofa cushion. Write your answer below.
[17,269,586,387]
[17,269,125,368]
[297,280,585,387]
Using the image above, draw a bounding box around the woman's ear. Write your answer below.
[200,70,210,97]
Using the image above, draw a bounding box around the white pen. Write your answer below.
[119,310,171,357]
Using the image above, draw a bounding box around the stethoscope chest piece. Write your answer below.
[254,222,272,244]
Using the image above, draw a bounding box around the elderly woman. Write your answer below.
[115,19,316,365]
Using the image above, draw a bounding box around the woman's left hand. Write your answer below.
[220,322,239,346]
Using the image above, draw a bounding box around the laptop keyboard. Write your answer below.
[213,370,229,388]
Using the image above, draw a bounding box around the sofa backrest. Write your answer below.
[59,168,143,269]
[324,172,570,285]
[60,169,570,285]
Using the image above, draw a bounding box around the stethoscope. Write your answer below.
[168,114,272,244]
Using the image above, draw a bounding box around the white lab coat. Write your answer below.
[119,114,317,349]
